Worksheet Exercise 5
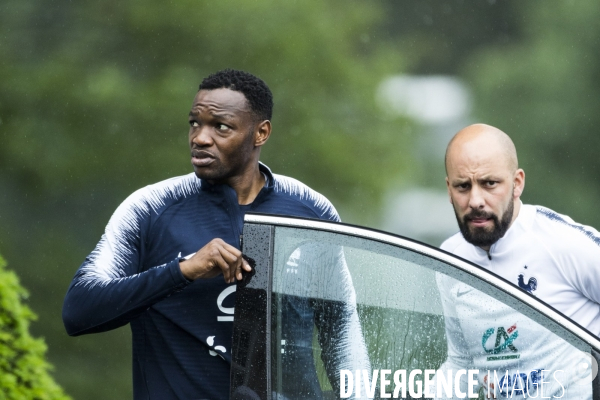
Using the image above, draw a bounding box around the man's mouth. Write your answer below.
[191,150,215,167]
[465,212,495,228]
[468,217,492,227]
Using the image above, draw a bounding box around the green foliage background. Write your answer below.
[0,255,69,399]
[0,0,599,398]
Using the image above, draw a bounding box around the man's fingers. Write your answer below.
[213,239,242,257]
[235,259,249,281]
[216,246,244,283]
[217,246,241,264]
[221,251,253,283]
[183,239,249,282]
[212,255,233,282]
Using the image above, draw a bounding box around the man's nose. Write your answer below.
[468,185,485,210]
[191,126,213,146]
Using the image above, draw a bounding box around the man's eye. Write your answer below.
[457,183,470,190]
[485,181,498,187]
[189,121,199,128]
[216,123,230,132]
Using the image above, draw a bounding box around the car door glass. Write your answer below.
[270,226,596,400]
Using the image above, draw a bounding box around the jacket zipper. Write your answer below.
[224,185,243,250]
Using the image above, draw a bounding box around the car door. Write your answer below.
[230,214,600,400]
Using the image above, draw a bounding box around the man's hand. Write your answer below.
[179,239,252,283]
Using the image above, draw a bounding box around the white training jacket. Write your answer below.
[442,203,600,335]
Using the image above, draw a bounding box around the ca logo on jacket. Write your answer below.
[482,323,521,361]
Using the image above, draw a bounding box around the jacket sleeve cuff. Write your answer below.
[167,258,193,288]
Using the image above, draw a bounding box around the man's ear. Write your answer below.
[446,176,452,204]
[513,168,525,198]
[254,120,271,147]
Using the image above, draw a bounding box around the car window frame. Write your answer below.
[230,212,600,399]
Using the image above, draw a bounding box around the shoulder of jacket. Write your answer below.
[118,173,201,216]
[532,204,600,250]
[271,173,340,221]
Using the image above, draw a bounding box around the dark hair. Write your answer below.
[199,69,273,121]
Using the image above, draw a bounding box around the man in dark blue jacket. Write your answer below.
[62,69,368,399]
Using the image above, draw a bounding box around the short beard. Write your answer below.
[455,197,514,248]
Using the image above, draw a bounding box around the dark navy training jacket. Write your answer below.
[62,163,341,399]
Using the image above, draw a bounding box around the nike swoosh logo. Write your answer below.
[178,252,196,261]
[456,289,473,297]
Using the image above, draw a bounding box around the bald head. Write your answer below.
[444,123,525,250]
[445,124,518,175]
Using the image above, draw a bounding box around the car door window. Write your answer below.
[232,217,600,400]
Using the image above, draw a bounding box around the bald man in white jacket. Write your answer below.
[434,124,600,399]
